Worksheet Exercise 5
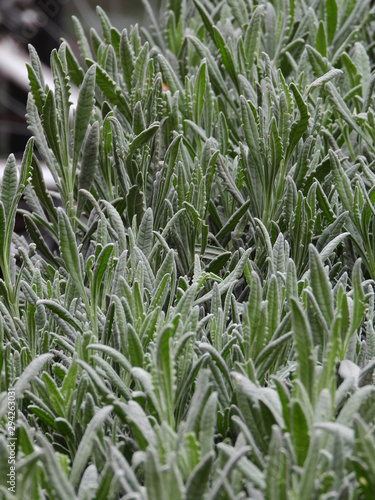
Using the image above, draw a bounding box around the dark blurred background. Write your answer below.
[0,0,161,161]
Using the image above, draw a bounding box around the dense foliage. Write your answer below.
[1,0,375,498]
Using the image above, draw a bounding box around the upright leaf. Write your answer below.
[291,299,315,400]
[73,65,96,172]
[1,154,18,217]
[309,245,334,327]
[57,208,87,307]
[77,121,100,216]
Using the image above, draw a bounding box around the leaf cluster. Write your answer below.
[1,0,375,498]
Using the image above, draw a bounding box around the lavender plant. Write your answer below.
[1,1,375,498]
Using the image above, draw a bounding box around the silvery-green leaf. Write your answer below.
[96,5,112,43]
[326,0,338,45]
[309,245,334,326]
[70,405,113,486]
[73,65,96,171]
[291,299,314,399]
[36,433,76,500]
[244,5,264,72]
[120,28,134,93]
[77,464,98,500]
[137,207,153,258]
[15,354,53,399]
[77,121,100,217]
[305,68,343,95]
[57,208,87,306]
[1,154,18,217]
[338,386,375,426]
[72,16,92,61]
[185,451,214,500]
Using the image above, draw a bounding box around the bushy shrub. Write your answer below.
[1,1,375,498]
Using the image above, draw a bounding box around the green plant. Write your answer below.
[1,1,375,499]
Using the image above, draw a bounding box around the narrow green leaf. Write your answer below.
[15,354,53,399]
[240,96,261,172]
[24,215,58,266]
[338,386,375,426]
[299,431,322,496]
[291,299,314,399]
[325,0,338,45]
[77,121,100,216]
[227,0,248,26]
[73,65,96,171]
[137,207,153,258]
[145,448,165,500]
[290,400,310,465]
[195,249,251,305]
[28,406,56,428]
[30,155,57,226]
[199,392,218,456]
[28,44,45,88]
[244,6,264,72]
[193,0,216,42]
[316,21,327,57]
[319,232,350,262]
[1,154,18,217]
[286,83,309,162]
[92,243,114,303]
[42,90,63,168]
[157,53,185,97]
[122,401,156,449]
[51,50,71,160]
[109,445,142,494]
[36,433,76,500]
[133,101,145,135]
[213,26,239,91]
[309,245,334,326]
[131,42,149,89]
[329,149,353,212]
[0,203,5,265]
[207,445,251,500]
[197,343,232,389]
[70,405,113,486]
[95,65,131,121]
[72,16,92,61]
[157,324,176,426]
[216,200,250,242]
[306,45,331,77]
[26,45,46,112]
[127,185,145,225]
[128,324,144,368]
[186,451,214,500]
[101,200,127,254]
[326,83,370,145]
[120,29,134,93]
[350,259,366,337]
[140,0,165,50]
[38,299,83,333]
[265,427,286,500]
[353,42,371,98]
[194,60,207,125]
[96,6,112,44]
[57,208,87,306]
[128,122,159,155]
[62,40,85,86]
[187,35,233,107]
[305,68,343,95]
